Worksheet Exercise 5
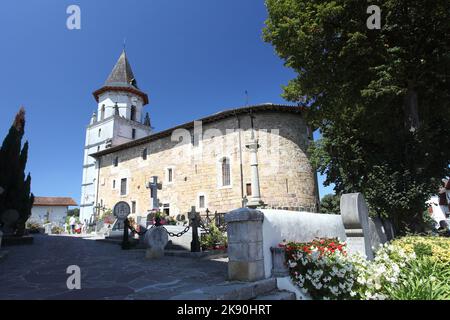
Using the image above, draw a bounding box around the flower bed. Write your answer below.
[281,236,450,300]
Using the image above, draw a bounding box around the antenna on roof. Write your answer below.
[245,90,249,106]
[123,38,127,52]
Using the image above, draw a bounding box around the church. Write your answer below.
[80,51,319,224]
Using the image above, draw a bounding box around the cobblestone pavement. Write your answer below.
[0,234,228,300]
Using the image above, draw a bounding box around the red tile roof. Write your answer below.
[33,197,78,207]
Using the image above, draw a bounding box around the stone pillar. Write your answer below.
[225,208,264,281]
[340,193,374,260]
[245,138,264,208]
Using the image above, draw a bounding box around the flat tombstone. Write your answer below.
[144,226,168,259]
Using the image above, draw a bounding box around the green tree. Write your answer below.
[0,107,34,235]
[264,0,450,234]
[67,208,80,217]
[320,194,341,214]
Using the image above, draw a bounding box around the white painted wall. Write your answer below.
[30,206,68,226]
[260,209,346,279]
[80,90,151,223]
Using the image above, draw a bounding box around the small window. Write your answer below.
[246,183,252,196]
[98,128,102,138]
[112,180,116,189]
[114,157,119,167]
[142,148,147,160]
[167,168,173,183]
[100,105,105,121]
[131,201,136,213]
[120,178,127,196]
[199,195,205,209]
[130,106,136,121]
[221,157,231,186]
[132,129,136,139]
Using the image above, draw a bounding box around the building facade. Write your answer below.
[81,51,319,224]
[30,197,78,226]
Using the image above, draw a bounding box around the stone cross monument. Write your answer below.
[146,176,162,210]
[245,131,264,208]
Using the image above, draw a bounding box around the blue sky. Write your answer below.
[0,0,334,205]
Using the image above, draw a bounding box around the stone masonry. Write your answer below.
[93,106,318,221]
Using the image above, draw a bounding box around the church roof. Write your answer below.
[105,50,138,88]
[90,103,305,158]
[93,50,149,105]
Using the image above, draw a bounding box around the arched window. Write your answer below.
[100,105,105,121]
[142,148,147,160]
[130,105,136,121]
[221,157,230,186]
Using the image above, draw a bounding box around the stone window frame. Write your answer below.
[197,192,207,210]
[120,178,128,197]
[165,166,175,185]
[217,155,233,189]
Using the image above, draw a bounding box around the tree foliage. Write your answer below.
[0,107,34,235]
[320,194,341,214]
[264,0,450,233]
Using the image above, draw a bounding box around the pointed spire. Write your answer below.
[93,49,149,105]
[105,50,138,89]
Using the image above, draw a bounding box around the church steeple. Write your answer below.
[105,50,139,89]
[92,50,149,105]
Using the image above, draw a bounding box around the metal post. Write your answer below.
[189,206,201,252]
[121,218,130,250]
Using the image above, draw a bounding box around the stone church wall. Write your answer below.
[96,110,318,220]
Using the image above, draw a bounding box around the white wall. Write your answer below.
[260,209,346,279]
[80,90,151,223]
[30,206,68,226]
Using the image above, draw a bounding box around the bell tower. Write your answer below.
[80,50,152,223]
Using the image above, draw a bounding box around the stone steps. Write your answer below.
[253,290,296,300]
[171,278,288,300]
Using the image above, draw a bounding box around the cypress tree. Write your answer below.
[0,107,34,236]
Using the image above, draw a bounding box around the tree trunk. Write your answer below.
[403,83,420,132]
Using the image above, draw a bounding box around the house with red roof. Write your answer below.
[30,197,78,226]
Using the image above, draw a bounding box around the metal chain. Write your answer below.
[163,225,191,237]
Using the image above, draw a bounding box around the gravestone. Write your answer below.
[144,226,168,259]
[1,209,19,235]
[44,223,52,235]
[340,193,375,260]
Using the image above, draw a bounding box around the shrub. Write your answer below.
[201,223,227,250]
[391,236,450,264]
[51,226,64,234]
[385,258,450,300]
[26,222,42,234]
